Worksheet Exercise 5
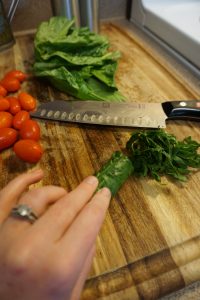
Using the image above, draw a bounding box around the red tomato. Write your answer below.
[18,92,36,111]
[19,119,40,141]
[0,128,18,151]
[0,111,13,128]
[0,98,10,111]
[4,70,27,82]
[13,139,43,163]
[7,97,21,115]
[13,110,30,130]
[1,77,20,92]
[0,85,7,97]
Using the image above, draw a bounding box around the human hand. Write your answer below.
[0,169,111,300]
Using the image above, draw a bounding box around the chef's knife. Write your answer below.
[30,100,200,128]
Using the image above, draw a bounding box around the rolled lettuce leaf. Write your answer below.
[96,151,134,196]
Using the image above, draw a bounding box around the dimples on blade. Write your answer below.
[31,101,167,128]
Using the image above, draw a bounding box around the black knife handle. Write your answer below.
[162,100,200,121]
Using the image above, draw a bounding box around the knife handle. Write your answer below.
[162,100,200,121]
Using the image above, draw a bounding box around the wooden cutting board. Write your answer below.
[0,22,200,300]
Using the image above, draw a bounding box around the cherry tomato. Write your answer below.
[1,77,20,92]
[0,84,7,97]
[4,70,27,82]
[19,119,40,141]
[7,97,21,115]
[0,111,13,128]
[0,128,18,151]
[13,110,30,130]
[13,139,43,163]
[0,98,10,111]
[18,92,36,111]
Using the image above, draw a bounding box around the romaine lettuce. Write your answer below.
[33,17,125,102]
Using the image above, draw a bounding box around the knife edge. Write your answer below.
[30,100,167,128]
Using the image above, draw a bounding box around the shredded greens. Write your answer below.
[126,129,200,182]
[33,17,125,102]
[95,129,200,196]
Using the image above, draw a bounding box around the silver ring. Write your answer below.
[10,204,38,224]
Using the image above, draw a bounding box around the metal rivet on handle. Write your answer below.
[180,101,187,107]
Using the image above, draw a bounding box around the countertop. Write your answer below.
[0,20,200,300]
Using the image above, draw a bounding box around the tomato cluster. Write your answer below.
[0,70,43,163]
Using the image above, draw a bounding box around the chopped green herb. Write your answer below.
[126,129,200,182]
[95,130,200,197]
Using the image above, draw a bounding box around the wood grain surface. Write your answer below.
[0,22,200,300]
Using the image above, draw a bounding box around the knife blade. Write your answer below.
[30,100,200,128]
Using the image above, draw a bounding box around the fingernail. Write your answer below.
[31,169,43,175]
[98,187,111,198]
[84,176,98,185]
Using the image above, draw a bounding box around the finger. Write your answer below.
[58,187,111,271]
[30,176,99,241]
[0,169,44,223]
[2,185,67,234]
[70,245,96,300]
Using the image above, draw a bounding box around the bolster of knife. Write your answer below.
[162,100,200,121]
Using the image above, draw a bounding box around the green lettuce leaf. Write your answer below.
[96,151,134,196]
[35,66,124,101]
[33,16,125,102]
